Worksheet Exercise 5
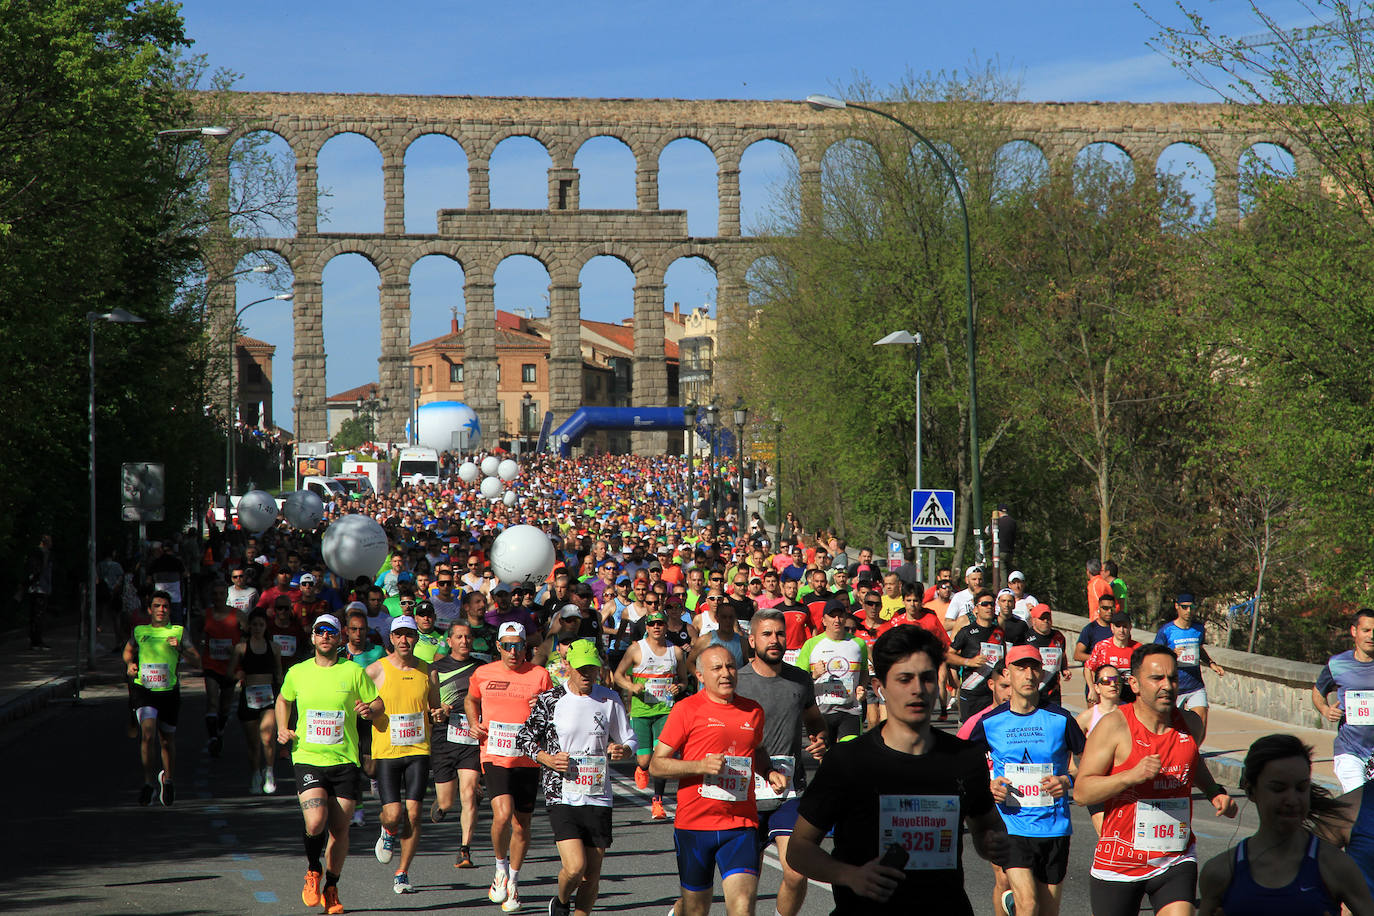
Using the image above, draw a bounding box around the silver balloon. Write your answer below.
[502,490,518,507]
[497,458,519,482]
[480,476,504,500]
[457,461,479,483]
[236,490,279,534]
[480,455,500,477]
[282,490,324,529]
[489,524,556,586]
[321,514,390,581]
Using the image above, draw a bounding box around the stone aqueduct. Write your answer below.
[202,93,1311,453]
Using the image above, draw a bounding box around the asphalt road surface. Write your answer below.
[3,680,1255,915]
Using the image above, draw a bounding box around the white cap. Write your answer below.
[299,573,317,585]
[313,614,341,632]
[1008,570,1025,582]
[345,600,367,613]
[965,565,983,577]
[498,621,527,642]
[558,604,582,619]
[391,615,419,633]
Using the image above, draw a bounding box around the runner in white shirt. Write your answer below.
[945,565,985,632]
[1007,571,1037,622]
[227,568,260,620]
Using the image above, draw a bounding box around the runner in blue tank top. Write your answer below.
[1313,608,1374,792]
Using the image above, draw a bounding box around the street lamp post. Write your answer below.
[684,402,698,519]
[876,330,925,572]
[703,403,719,523]
[88,309,147,683]
[807,94,984,560]
[732,397,747,530]
[521,391,533,454]
[227,293,292,497]
[773,410,783,542]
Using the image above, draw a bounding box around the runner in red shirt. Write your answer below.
[880,584,952,719]
[651,644,787,916]
[200,593,243,757]
[1087,612,1140,680]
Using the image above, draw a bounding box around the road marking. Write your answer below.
[241,869,263,882]
[761,849,831,891]
[254,891,277,903]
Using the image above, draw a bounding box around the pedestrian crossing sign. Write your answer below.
[910,489,956,534]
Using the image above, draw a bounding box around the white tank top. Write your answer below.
[634,638,675,676]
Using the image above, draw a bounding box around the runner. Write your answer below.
[275,613,382,915]
[466,621,555,913]
[651,644,787,916]
[1075,663,1123,835]
[1153,592,1225,744]
[1073,591,1117,703]
[796,601,869,746]
[268,596,310,669]
[968,645,1085,916]
[124,590,202,806]
[200,587,242,757]
[229,608,284,794]
[687,591,748,669]
[1025,604,1069,706]
[946,590,1006,722]
[1074,643,1237,916]
[365,614,438,895]
[1314,608,1374,792]
[613,605,689,820]
[735,608,828,916]
[516,639,636,916]
[1087,612,1140,682]
[428,619,483,869]
[1198,733,1374,915]
[411,600,451,664]
[786,625,1007,915]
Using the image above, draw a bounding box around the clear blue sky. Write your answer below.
[177,0,1299,427]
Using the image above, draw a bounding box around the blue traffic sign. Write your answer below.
[910,489,956,534]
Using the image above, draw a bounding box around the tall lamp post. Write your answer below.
[773,410,783,542]
[807,94,984,560]
[227,293,292,496]
[875,330,924,572]
[684,402,698,518]
[88,309,147,677]
[703,402,719,523]
[732,397,747,529]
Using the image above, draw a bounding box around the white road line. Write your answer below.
[760,848,831,891]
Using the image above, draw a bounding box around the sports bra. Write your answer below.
[1219,833,1336,916]
[240,637,276,678]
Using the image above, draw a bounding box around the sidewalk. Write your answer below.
[0,615,126,728]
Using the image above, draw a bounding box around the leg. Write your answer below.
[509,810,532,870]
[679,888,714,916]
[325,796,356,876]
[573,847,605,916]
[242,717,261,769]
[204,676,221,740]
[396,799,422,874]
[772,835,808,916]
[490,793,514,860]
[1005,867,1040,916]
[1039,881,1063,916]
[458,768,479,846]
[1193,705,1209,744]
[434,778,455,818]
[158,726,177,780]
[992,863,1011,916]
[138,714,160,782]
[555,837,588,905]
[259,709,277,774]
[720,871,759,916]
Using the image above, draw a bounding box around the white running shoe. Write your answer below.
[488,869,508,903]
[263,769,276,794]
[501,888,521,913]
[375,828,397,864]
[249,770,263,795]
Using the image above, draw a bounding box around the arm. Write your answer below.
[275,692,295,744]
[1319,843,1374,916]
[229,644,246,682]
[965,806,1009,863]
[123,637,138,678]
[1196,850,1234,916]
[464,691,486,741]
[1073,712,1157,807]
[801,703,828,759]
[1313,684,1344,723]
[612,643,644,697]
[787,814,902,903]
[648,739,723,779]
[179,638,201,670]
[271,643,283,682]
[1072,638,1092,664]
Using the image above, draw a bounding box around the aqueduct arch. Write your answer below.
[200,93,1313,452]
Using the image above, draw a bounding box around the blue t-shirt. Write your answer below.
[1153,621,1209,693]
[1316,650,1374,757]
[1076,621,1112,655]
[967,702,1085,838]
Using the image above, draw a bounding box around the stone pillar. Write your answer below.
[468,159,490,210]
[798,165,822,227]
[636,166,659,210]
[292,273,326,441]
[549,167,579,210]
[383,159,406,235]
[714,270,747,405]
[632,279,669,454]
[547,283,582,424]
[296,152,319,236]
[463,274,499,443]
[1214,167,1240,226]
[378,278,412,440]
[206,257,238,427]
[717,166,741,237]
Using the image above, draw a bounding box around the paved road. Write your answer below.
[3,680,1253,915]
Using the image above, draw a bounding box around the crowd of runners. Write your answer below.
[109,452,1374,915]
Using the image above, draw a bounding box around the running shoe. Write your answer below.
[322,885,344,914]
[351,809,364,827]
[430,799,447,823]
[263,769,277,795]
[393,871,414,894]
[650,797,668,820]
[301,870,322,907]
[454,846,474,869]
[1001,889,1016,916]
[249,770,264,795]
[157,770,174,807]
[138,783,155,806]
[375,828,397,864]
[488,869,508,903]
[634,766,649,790]
[548,897,572,916]
[501,889,522,913]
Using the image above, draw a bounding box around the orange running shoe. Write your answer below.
[650,797,668,820]
[323,885,344,914]
[634,766,649,790]
[301,870,322,907]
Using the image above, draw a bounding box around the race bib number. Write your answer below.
[272,634,297,657]
[783,648,800,666]
[565,754,608,798]
[754,755,795,804]
[1004,763,1054,809]
[960,670,986,692]
[245,684,274,709]
[486,721,519,757]
[208,638,232,661]
[305,709,345,745]
[878,795,959,871]
[817,678,851,706]
[389,711,425,746]
[1040,646,1063,673]
[447,715,479,746]
[139,662,171,689]
[643,676,674,705]
[980,642,1003,665]
[1348,690,1374,723]
[700,755,752,802]
[1135,797,1191,853]
[1175,641,1200,667]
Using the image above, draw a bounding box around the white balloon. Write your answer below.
[480,456,500,477]
[457,461,479,483]
[321,514,390,582]
[497,458,519,482]
[282,490,324,529]
[480,476,504,500]
[489,524,556,586]
[236,490,279,534]
[502,491,518,507]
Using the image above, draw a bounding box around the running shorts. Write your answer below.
[483,764,539,814]
[376,755,429,805]
[1089,861,1197,916]
[132,685,181,728]
[293,762,362,800]
[673,827,759,892]
[430,742,481,783]
[549,803,614,848]
[1000,834,1071,885]
[631,713,670,754]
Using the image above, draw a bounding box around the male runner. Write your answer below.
[786,625,1007,914]
[276,613,382,915]
[947,590,1006,721]
[200,588,242,757]
[125,590,202,805]
[411,600,451,664]
[1074,591,1117,703]
[735,608,828,916]
[651,644,788,916]
[796,601,869,745]
[366,615,438,894]
[1025,604,1070,706]
[1074,644,1237,916]
[1313,607,1374,791]
[429,619,483,868]
[1087,612,1140,682]
[1153,592,1225,743]
[466,621,554,912]
[968,645,1085,916]
[516,639,636,916]
[613,605,689,820]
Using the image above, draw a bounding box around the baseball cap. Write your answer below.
[997,588,1015,599]
[497,621,527,642]
[781,566,804,582]
[391,615,419,634]
[313,614,341,633]
[964,565,983,578]
[565,639,602,670]
[1176,592,1195,605]
[1008,570,1025,582]
[299,573,317,585]
[645,609,667,623]
[492,583,511,595]
[617,576,631,585]
[345,600,367,613]
[822,598,849,617]
[1109,611,1131,626]
[558,604,582,620]
[1030,603,1052,620]
[1006,645,1043,666]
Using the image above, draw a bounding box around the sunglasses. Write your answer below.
[646,619,666,626]
[400,601,415,608]
[436,580,452,586]
[704,596,720,603]
[1097,676,1120,685]
[863,600,880,608]
[976,600,994,607]
[274,604,291,610]
[415,609,435,616]
[498,641,525,652]
[314,627,338,636]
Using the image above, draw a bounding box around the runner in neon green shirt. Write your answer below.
[124,589,201,807]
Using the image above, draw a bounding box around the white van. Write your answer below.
[397,447,440,486]
[301,475,348,504]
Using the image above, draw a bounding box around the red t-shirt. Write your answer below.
[1088,639,1140,674]
[658,690,765,831]
[878,610,952,648]
[201,612,242,675]
[468,661,553,768]
[780,607,813,649]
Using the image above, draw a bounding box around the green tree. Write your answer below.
[333,416,374,452]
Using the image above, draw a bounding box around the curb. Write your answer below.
[1203,750,1341,795]
[0,673,75,728]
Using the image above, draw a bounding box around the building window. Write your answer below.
[521,398,539,434]
[496,364,501,383]
[521,363,536,384]
[449,363,464,383]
